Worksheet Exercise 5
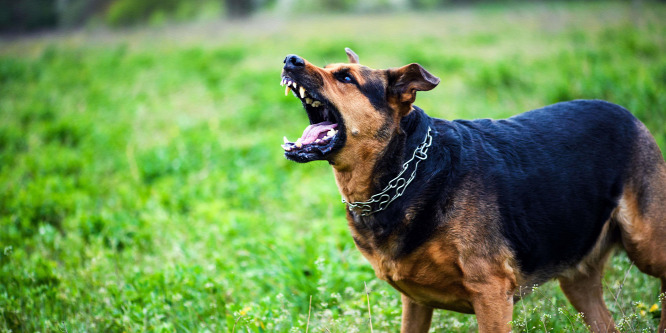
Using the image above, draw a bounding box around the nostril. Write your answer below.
[290,56,304,67]
[284,54,305,69]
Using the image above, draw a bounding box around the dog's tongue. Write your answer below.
[299,121,337,145]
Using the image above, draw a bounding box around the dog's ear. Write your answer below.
[345,47,359,64]
[388,63,440,106]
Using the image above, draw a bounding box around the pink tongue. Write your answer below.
[299,122,337,145]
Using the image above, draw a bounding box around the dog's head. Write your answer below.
[280,48,439,168]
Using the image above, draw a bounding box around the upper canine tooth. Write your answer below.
[283,136,289,143]
[285,86,292,96]
[299,87,306,98]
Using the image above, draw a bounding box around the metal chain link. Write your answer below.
[342,127,432,216]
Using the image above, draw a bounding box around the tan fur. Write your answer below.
[305,63,397,202]
[616,180,666,278]
[286,52,666,332]
[558,242,618,333]
[401,294,433,333]
[351,178,519,331]
[615,168,666,333]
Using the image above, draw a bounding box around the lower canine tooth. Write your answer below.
[285,86,292,96]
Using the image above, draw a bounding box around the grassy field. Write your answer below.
[1,1,665,332]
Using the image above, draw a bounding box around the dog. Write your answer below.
[279,48,666,333]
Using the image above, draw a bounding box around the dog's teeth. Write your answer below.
[311,101,321,107]
[285,86,292,96]
[299,87,306,98]
[295,141,302,148]
[293,82,297,89]
[306,97,313,104]
[283,136,289,143]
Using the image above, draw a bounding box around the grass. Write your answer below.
[1,1,665,332]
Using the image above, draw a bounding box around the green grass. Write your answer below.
[1,1,665,332]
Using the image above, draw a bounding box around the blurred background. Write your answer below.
[1,0,665,332]
[2,0,664,32]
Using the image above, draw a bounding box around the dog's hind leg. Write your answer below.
[614,124,666,333]
[558,223,617,333]
[616,180,666,333]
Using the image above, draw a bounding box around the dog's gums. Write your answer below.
[279,74,344,163]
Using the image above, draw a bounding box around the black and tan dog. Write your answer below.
[279,48,666,333]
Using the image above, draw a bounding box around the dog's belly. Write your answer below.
[389,278,475,314]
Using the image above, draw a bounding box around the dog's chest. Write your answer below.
[354,233,475,313]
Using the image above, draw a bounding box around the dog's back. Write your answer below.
[448,100,639,277]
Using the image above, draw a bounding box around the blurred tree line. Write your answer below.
[0,0,656,33]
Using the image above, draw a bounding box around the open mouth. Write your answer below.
[280,75,345,163]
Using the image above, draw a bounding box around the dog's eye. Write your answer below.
[335,72,355,84]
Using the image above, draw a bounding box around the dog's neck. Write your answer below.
[333,108,432,207]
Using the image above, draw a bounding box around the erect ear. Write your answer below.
[345,47,359,64]
[388,63,440,105]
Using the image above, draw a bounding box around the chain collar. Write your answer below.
[342,127,433,216]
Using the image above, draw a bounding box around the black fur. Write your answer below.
[355,100,638,274]
[358,67,389,112]
[352,106,460,257]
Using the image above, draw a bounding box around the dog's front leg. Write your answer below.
[469,282,514,333]
[400,293,433,333]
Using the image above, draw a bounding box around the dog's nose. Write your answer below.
[283,54,305,70]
